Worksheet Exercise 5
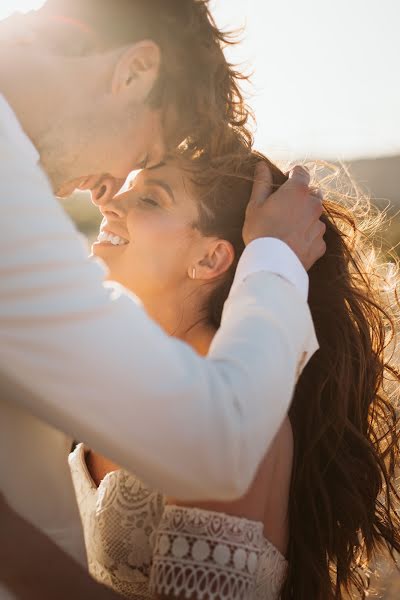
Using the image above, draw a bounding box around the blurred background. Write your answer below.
[2,0,398,251]
[1,0,399,596]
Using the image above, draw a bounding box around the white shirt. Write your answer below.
[0,95,318,563]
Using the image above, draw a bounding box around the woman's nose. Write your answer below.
[91,177,125,209]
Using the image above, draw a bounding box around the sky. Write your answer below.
[1,0,399,160]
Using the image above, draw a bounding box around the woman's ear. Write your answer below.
[111,40,161,102]
[195,240,235,281]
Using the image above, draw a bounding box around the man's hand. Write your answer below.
[243,164,326,271]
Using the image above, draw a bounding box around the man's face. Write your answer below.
[16,19,167,197]
[42,100,165,198]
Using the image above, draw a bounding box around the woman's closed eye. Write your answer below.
[139,195,159,208]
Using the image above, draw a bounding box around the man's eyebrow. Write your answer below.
[147,178,175,203]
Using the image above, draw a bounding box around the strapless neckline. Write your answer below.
[69,443,287,599]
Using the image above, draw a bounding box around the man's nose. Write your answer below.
[91,177,125,208]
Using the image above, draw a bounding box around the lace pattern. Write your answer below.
[70,444,288,600]
[255,539,288,599]
[149,506,264,599]
[69,444,164,599]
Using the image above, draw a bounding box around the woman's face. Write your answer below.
[92,163,205,301]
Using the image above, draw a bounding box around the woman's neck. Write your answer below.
[179,319,216,356]
[142,289,217,357]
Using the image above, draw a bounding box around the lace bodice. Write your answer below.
[69,444,287,599]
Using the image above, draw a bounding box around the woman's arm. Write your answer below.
[0,495,122,600]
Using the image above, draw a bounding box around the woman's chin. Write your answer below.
[91,242,103,259]
[91,241,115,257]
[91,241,101,255]
[91,242,113,267]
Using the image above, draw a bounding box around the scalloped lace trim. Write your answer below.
[149,506,286,600]
[70,445,287,600]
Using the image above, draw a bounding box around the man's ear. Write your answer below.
[195,240,235,281]
[111,40,161,102]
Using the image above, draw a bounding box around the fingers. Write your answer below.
[289,168,324,203]
[307,219,327,264]
[243,160,327,263]
[310,186,324,201]
[319,219,327,237]
[311,193,324,220]
[310,219,327,241]
[314,235,327,261]
[251,163,322,209]
[306,214,326,246]
[289,165,310,187]
[248,162,273,206]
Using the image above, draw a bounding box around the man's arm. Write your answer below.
[0,104,319,502]
[0,495,122,600]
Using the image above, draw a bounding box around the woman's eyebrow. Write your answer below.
[147,161,166,171]
[146,179,175,203]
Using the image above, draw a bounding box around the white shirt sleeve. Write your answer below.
[232,237,309,300]
[0,96,318,501]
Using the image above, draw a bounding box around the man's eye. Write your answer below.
[140,196,159,207]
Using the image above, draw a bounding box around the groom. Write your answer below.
[0,0,325,589]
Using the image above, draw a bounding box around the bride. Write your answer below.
[69,140,400,600]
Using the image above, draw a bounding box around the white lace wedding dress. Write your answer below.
[69,444,287,600]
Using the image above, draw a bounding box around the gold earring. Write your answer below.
[192,267,196,280]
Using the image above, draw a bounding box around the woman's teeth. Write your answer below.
[97,231,128,246]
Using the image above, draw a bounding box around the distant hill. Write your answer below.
[345,154,400,251]
[346,154,400,210]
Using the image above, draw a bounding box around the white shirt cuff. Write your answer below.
[231,238,309,301]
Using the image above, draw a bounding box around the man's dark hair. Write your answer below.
[40,0,253,157]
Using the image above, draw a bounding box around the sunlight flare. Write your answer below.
[0,0,46,21]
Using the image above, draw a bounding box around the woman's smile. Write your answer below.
[94,229,129,247]
[90,163,203,301]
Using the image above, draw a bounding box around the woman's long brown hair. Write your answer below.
[188,142,400,598]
